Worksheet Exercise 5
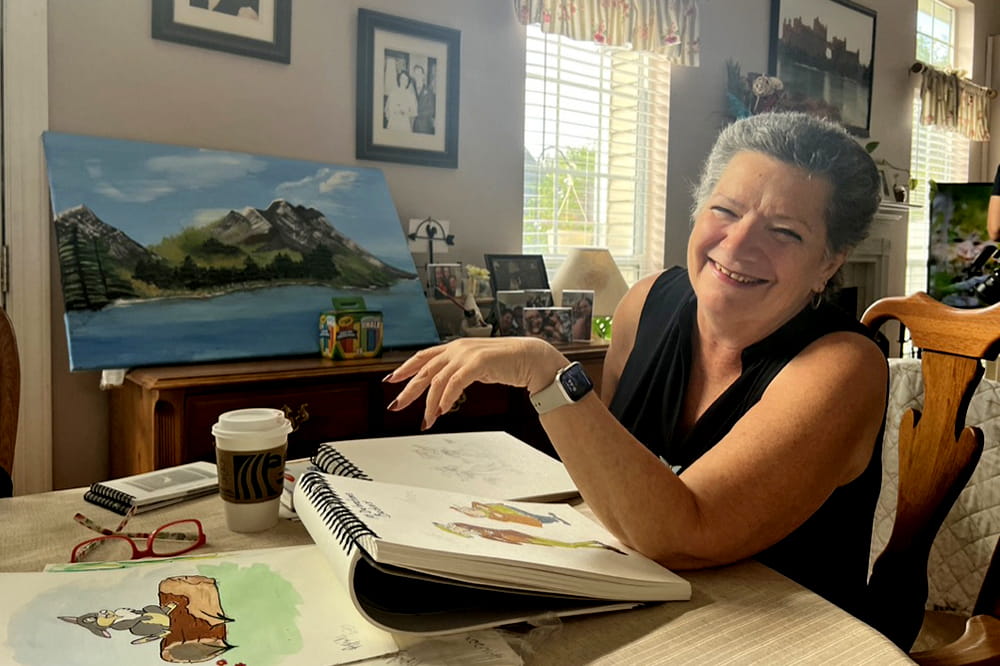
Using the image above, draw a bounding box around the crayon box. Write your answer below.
[319,297,383,360]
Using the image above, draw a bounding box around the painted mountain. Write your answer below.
[43,131,439,370]
[54,199,415,310]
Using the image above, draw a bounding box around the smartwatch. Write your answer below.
[530,362,594,415]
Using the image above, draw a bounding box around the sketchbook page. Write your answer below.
[4,545,397,666]
[281,459,318,513]
[356,630,524,665]
[293,471,369,595]
[312,431,577,502]
[87,461,218,506]
[296,471,640,636]
[297,473,690,603]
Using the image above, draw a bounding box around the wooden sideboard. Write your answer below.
[108,342,608,477]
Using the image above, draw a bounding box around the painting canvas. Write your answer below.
[927,181,997,308]
[43,132,439,371]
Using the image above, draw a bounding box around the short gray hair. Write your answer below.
[692,112,881,257]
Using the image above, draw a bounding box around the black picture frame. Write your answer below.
[356,9,460,169]
[768,0,876,137]
[151,0,291,64]
[484,254,549,294]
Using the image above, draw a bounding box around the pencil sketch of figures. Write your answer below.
[410,443,516,486]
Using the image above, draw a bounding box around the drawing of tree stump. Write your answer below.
[157,575,235,663]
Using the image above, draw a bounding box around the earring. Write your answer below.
[811,291,823,310]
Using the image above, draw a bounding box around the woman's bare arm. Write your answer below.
[988,195,1000,241]
[385,294,886,571]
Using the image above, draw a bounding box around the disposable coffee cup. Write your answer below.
[212,408,292,532]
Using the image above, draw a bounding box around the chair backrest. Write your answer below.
[861,292,1000,650]
[0,305,19,497]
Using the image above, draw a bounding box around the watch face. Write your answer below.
[560,362,594,400]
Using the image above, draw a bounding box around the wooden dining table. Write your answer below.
[0,486,913,665]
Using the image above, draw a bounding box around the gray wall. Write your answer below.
[47,0,1000,488]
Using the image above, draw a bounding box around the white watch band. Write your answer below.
[530,374,573,415]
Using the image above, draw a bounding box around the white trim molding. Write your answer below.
[4,0,52,493]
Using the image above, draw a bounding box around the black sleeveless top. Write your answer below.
[609,267,885,617]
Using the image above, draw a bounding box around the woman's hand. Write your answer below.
[385,337,568,430]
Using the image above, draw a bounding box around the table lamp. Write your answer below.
[550,247,629,339]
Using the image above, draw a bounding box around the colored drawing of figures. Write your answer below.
[435,522,627,555]
[450,501,569,528]
[158,575,234,662]
[57,574,235,663]
[58,603,178,644]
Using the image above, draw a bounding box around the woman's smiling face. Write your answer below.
[687,151,845,338]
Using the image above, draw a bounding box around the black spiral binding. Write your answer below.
[298,472,378,555]
[86,481,136,506]
[311,445,372,480]
[82,489,134,516]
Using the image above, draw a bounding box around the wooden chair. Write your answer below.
[861,292,1000,663]
[0,304,19,498]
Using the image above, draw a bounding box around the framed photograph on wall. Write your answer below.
[151,0,291,64]
[484,254,549,294]
[768,0,876,136]
[356,9,461,169]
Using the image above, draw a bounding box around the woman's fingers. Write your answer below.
[384,338,567,428]
[422,359,472,430]
[386,347,452,413]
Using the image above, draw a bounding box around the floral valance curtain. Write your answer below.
[918,63,992,142]
[514,0,700,65]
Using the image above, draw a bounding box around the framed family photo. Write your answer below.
[768,0,876,136]
[426,263,464,300]
[484,254,549,293]
[151,0,291,64]
[356,9,461,169]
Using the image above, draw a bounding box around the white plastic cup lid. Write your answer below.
[212,408,292,439]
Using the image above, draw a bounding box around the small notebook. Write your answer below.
[309,431,578,503]
[293,472,691,635]
[83,461,218,515]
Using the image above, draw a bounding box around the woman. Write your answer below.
[988,164,1000,241]
[385,112,887,618]
[385,70,417,132]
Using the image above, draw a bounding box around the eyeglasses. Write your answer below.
[71,510,206,563]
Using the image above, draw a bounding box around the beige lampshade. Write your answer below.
[550,247,629,317]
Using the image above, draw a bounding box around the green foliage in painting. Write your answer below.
[57,225,138,310]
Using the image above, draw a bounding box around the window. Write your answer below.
[522,25,669,283]
[906,0,971,298]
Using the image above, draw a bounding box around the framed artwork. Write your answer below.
[356,9,460,168]
[42,131,439,371]
[484,254,549,294]
[151,0,292,64]
[768,0,876,136]
[927,182,997,309]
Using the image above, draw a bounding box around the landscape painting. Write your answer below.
[43,131,439,371]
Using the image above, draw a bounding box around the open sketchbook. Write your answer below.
[0,545,398,666]
[293,471,691,635]
[309,431,578,503]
